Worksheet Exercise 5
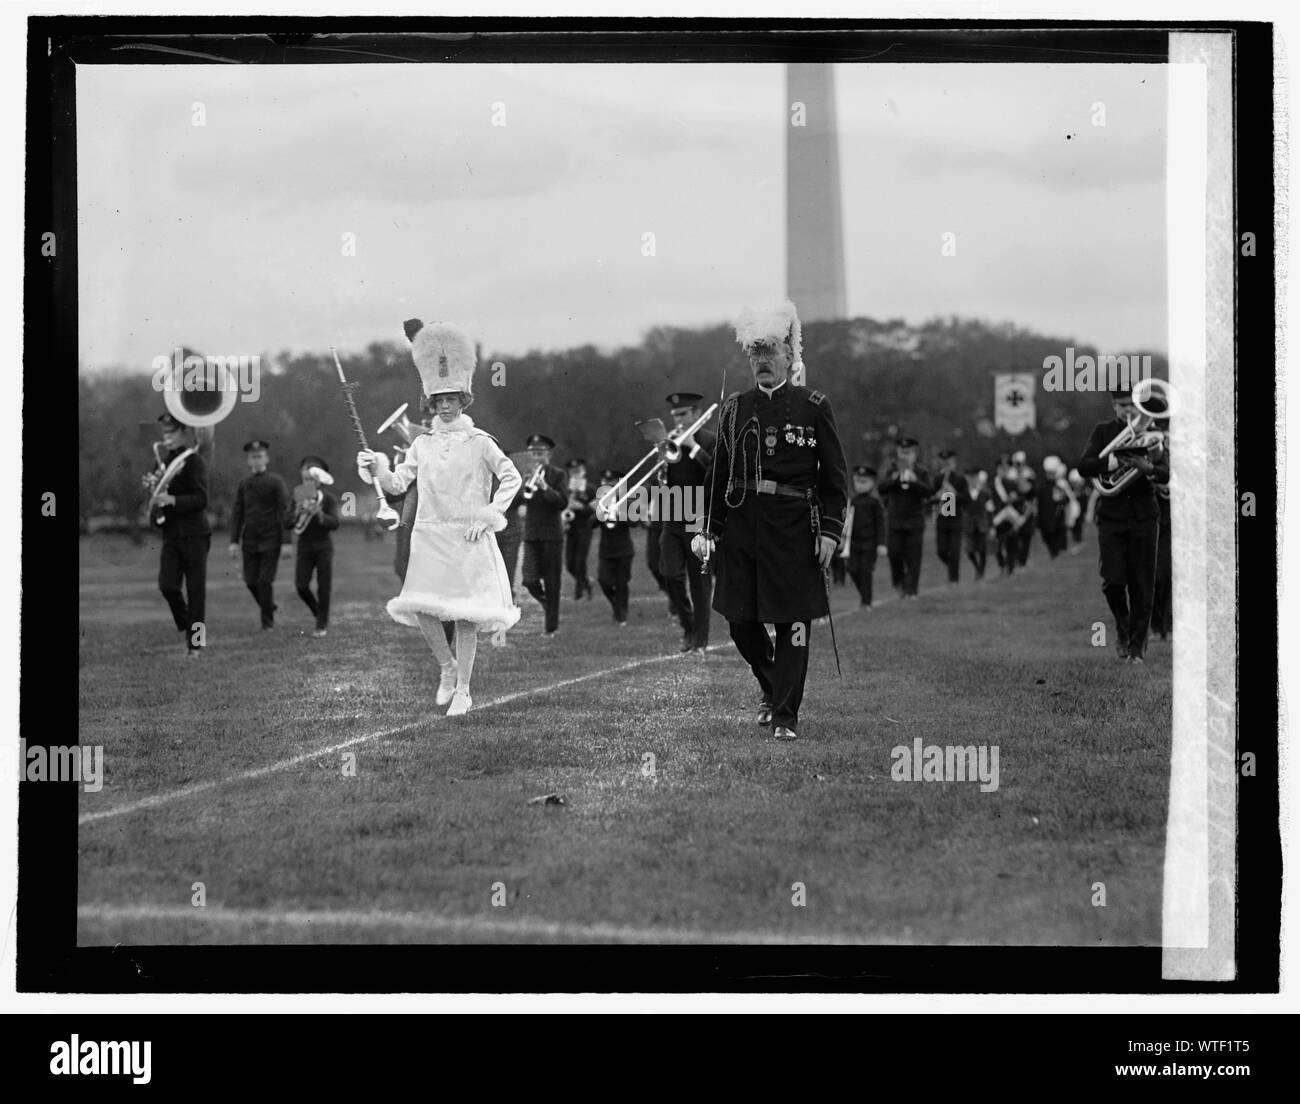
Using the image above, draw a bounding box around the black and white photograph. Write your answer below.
[9,9,1286,1032]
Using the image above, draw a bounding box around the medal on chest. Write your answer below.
[764,426,778,456]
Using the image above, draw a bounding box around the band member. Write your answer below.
[229,439,291,629]
[148,412,211,656]
[961,467,993,580]
[392,414,456,651]
[645,511,682,622]
[1036,456,1077,559]
[496,480,526,600]
[658,391,716,654]
[989,455,1029,576]
[359,319,521,715]
[694,300,849,741]
[594,467,634,625]
[1011,452,1037,566]
[880,436,932,599]
[1076,385,1169,663]
[1149,429,1172,640]
[288,455,339,636]
[930,448,968,585]
[520,433,568,637]
[842,464,886,607]
[1068,467,1090,545]
[563,458,596,600]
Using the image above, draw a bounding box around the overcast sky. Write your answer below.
[77,61,1168,372]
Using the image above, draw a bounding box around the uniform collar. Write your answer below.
[756,378,788,398]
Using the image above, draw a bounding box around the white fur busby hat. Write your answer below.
[735,299,804,377]
[403,318,476,408]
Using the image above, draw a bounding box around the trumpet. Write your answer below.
[522,463,546,501]
[598,402,718,516]
[1092,379,1173,498]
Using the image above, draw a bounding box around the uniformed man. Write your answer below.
[287,455,340,636]
[228,439,291,629]
[1076,385,1169,663]
[930,448,969,585]
[1149,425,1172,641]
[658,391,716,654]
[879,437,933,599]
[961,466,993,580]
[1011,451,1037,566]
[496,480,526,600]
[842,464,886,607]
[148,412,211,656]
[520,433,569,637]
[693,300,849,741]
[594,467,634,625]
[989,454,1029,576]
[563,457,596,600]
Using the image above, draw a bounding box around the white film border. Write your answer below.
[1162,31,1236,981]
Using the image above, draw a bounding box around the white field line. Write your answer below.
[76,902,917,946]
[79,561,1035,827]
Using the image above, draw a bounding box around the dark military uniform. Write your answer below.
[843,490,885,606]
[289,489,339,631]
[521,463,569,634]
[563,472,596,600]
[596,521,634,626]
[1077,419,1169,659]
[962,483,993,579]
[156,447,211,651]
[1150,481,1172,639]
[705,381,848,734]
[931,468,969,583]
[497,486,525,598]
[880,462,934,596]
[659,427,716,650]
[230,468,291,628]
[989,475,1028,576]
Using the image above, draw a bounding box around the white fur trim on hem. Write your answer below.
[387,593,521,632]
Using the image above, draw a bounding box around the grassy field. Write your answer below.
[77,525,1172,945]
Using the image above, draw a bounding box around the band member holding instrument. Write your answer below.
[842,464,886,607]
[563,457,596,601]
[520,433,568,638]
[880,436,933,599]
[359,319,521,716]
[1076,384,1169,664]
[594,467,634,625]
[930,448,968,586]
[658,391,716,655]
[990,454,1029,577]
[496,467,526,603]
[229,439,291,630]
[693,300,849,742]
[961,467,993,580]
[148,412,211,656]
[287,455,339,637]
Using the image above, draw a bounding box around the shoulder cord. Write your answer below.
[721,387,796,508]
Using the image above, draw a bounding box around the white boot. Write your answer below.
[446,687,472,716]
[436,661,458,706]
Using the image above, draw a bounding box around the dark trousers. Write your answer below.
[658,523,712,647]
[159,534,210,648]
[728,620,812,732]
[565,524,594,598]
[964,529,988,579]
[498,528,522,596]
[995,527,1019,575]
[846,550,876,605]
[597,555,633,622]
[1098,513,1159,657]
[523,539,564,633]
[829,557,846,585]
[935,524,962,583]
[887,525,924,595]
[1150,516,1173,638]
[295,542,333,630]
[1015,524,1033,566]
[241,544,281,627]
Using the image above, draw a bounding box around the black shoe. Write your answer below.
[679,632,693,653]
[757,700,773,726]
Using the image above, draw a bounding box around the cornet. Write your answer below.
[1092,378,1173,498]
[522,464,546,501]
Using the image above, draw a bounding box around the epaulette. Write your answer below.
[810,390,827,405]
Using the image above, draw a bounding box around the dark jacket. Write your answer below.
[705,381,849,622]
[962,487,994,535]
[522,463,569,542]
[846,491,885,552]
[880,463,934,530]
[1077,419,1169,522]
[230,470,290,550]
[596,516,635,559]
[289,489,340,547]
[930,469,969,527]
[157,447,211,540]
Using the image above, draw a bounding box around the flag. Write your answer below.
[994,372,1036,435]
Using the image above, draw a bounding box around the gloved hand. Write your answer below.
[465,519,490,542]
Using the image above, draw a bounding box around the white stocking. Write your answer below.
[454,620,478,689]
[416,614,454,667]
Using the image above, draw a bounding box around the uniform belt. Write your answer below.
[742,479,811,498]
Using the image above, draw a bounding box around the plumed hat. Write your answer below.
[403,318,476,407]
[734,299,804,367]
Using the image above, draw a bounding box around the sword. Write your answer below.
[809,494,842,678]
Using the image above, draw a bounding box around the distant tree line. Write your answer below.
[78,316,1167,535]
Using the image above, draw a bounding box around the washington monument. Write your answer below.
[786,64,847,322]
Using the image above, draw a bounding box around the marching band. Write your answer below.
[141,300,1172,729]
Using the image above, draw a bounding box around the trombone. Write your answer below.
[1092,378,1173,498]
[598,403,717,516]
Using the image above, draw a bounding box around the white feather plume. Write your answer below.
[734,299,801,355]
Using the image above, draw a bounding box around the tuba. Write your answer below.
[1092,379,1173,498]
